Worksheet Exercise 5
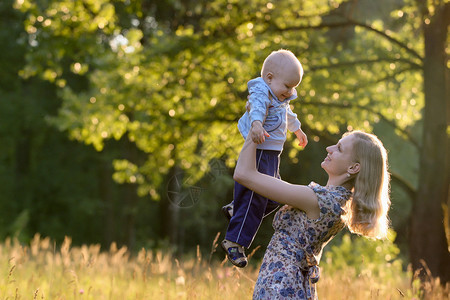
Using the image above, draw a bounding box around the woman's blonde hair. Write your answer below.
[342,131,391,239]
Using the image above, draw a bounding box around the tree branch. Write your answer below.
[390,170,417,201]
[346,19,423,62]
[317,66,420,94]
[301,100,421,149]
[310,58,422,71]
[277,20,423,63]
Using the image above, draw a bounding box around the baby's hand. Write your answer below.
[250,121,269,144]
[295,129,308,148]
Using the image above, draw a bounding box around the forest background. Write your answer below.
[0,0,448,287]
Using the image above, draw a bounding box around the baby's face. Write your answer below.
[267,66,301,101]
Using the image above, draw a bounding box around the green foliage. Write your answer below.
[0,0,120,246]
[16,0,425,203]
[4,0,443,262]
[15,0,118,83]
[322,230,403,279]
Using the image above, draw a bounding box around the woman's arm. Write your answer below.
[233,135,320,219]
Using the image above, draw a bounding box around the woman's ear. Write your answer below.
[348,163,360,175]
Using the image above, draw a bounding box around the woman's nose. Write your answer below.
[327,145,336,153]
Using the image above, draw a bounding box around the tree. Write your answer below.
[263,0,450,282]
[274,0,450,283]
[13,0,449,282]
[0,0,142,248]
[409,0,449,283]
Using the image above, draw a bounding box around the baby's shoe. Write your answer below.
[221,202,234,220]
[221,239,247,268]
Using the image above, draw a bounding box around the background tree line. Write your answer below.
[0,0,448,283]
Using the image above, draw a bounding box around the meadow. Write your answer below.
[0,234,448,300]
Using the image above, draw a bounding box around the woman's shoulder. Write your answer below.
[305,182,352,224]
[307,181,352,203]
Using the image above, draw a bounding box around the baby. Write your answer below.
[222,49,308,267]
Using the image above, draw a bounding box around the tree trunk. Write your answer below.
[123,138,140,250]
[124,182,137,250]
[99,160,115,246]
[160,165,181,248]
[409,2,450,284]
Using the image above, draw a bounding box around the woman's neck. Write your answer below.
[327,175,354,190]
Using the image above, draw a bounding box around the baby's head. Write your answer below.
[261,49,303,101]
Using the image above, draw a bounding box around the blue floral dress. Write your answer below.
[253,182,352,300]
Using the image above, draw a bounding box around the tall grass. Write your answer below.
[0,234,447,299]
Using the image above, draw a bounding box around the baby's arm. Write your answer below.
[250,120,270,144]
[287,105,308,147]
[294,128,308,147]
[248,87,271,144]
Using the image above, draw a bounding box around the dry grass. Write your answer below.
[0,234,448,299]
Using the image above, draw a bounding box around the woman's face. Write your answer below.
[321,135,356,176]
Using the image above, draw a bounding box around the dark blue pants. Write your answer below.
[225,149,281,248]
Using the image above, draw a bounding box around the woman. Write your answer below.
[233,130,391,299]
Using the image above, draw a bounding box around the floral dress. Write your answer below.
[253,182,352,300]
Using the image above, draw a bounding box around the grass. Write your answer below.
[0,233,448,299]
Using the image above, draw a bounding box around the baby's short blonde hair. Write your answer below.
[261,49,303,79]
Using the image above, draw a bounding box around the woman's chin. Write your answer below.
[320,162,330,174]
